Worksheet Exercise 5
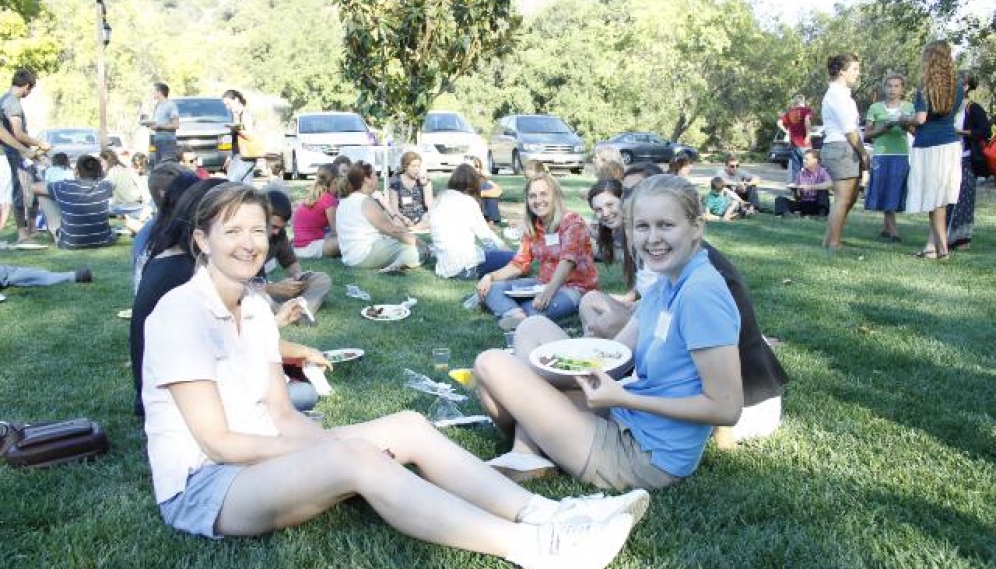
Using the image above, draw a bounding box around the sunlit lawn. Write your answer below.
[1,172,994,568]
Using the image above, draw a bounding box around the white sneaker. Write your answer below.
[519,513,634,569]
[550,489,650,527]
[0,293,6,302]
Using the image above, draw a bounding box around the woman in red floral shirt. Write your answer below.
[475,173,598,330]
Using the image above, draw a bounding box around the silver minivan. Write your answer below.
[488,114,586,175]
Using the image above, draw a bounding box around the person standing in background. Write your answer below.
[820,53,869,251]
[904,40,963,260]
[864,73,915,242]
[142,82,179,168]
[776,94,813,184]
[946,71,989,251]
[1,69,50,243]
[222,89,257,183]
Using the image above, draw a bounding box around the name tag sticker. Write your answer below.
[654,311,672,341]
[401,195,414,206]
[544,233,560,247]
[208,328,228,360]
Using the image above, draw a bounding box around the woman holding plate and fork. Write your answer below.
[475,172,599,331]
[473,174,744,487]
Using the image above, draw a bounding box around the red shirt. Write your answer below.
[292,192,338,247]
[511,211,599,293]
[780,106,813,148]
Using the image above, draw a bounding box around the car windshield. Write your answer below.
[517,116,572,134]
[47,129,98,145]
[422,113,474,133]
[174,99,233,123]
[299,114,367,133]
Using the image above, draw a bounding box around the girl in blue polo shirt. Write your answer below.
[474,174,743,489]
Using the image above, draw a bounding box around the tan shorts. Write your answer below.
[576,416,680,491]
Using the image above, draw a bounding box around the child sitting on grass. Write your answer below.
[704,176,752,221]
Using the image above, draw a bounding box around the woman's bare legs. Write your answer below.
[823,178,860,249]
[578,293,629,340]
[217,412,529,554]
[883,211,898,238]
[0,203,10,232]
[475,349,599,476]
[927,206,948,256]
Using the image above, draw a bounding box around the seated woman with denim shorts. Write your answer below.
[475,172,599,331]
[142,182,647,569]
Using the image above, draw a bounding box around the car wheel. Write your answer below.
[488,152,499,175]
[282,155,292,180]
[512,151,522,175]
[620,150,633,165]
[780,161,788,169]
[570,167,583,175]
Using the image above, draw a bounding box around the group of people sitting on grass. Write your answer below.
[127,146,788,567]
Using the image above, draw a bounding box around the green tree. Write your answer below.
[0,0,58,77]
[333,0,521,141]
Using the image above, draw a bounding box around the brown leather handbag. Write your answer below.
[1,419,109,469]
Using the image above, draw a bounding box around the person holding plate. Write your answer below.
[142,182,645,569]
[474,175,744,489]
[475,172,599,331]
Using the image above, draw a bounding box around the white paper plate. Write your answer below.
[504,284,545,298]
[323,348,365,363]
[361,304,411,321]
[433,415,493,428]
[529,338,632,377]
[12,242,48,250]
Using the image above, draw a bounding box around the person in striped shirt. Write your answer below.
[31,155,116,249]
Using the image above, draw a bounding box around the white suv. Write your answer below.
[282,112,376,179]
[417,110,488,172]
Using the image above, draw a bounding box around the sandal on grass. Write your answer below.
[487,452,560,482]
[912,249,937,259]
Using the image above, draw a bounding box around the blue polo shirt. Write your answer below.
[47,178,116,249]
[611,249,740,477]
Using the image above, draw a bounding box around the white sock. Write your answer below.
[515,494,560,524]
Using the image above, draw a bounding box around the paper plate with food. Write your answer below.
[323,348,365,363]
[529,338,632,377]
[504,284,545,298]
[361,304,411,321]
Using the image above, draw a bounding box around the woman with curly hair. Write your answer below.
[904,40,963,260]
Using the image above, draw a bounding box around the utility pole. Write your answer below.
[96,1,111,148]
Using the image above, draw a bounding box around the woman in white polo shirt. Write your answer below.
[141,183,644,568]
[820,52,871,251]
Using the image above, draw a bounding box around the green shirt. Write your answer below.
[866,101,915,155]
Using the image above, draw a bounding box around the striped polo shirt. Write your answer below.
[47,178,117,249]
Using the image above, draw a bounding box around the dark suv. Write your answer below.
[149,97,233,172]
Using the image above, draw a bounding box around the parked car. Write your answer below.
[417,110,487,172]
[282,111,377,179]
[143,97,233,173]
[594,131,699,165]
[768,126,825,168]
[488,114,585,175]
[38,127,100,165]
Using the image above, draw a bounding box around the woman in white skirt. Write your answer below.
[903,40,963,260]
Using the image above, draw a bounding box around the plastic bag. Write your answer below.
[402,368,467,402]
[346,284,372,301]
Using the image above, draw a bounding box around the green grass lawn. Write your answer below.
[1,174,994,568]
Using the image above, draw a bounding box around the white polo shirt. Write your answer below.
[143,267,281,504]
[429,189,505,278]
[822,82,859,144]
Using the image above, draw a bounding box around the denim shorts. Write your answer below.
[159,464,244,539]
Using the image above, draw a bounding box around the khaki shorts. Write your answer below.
[576,416,680,491]
[822,141,861,181]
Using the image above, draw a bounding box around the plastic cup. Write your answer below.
[432,348,451,373]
